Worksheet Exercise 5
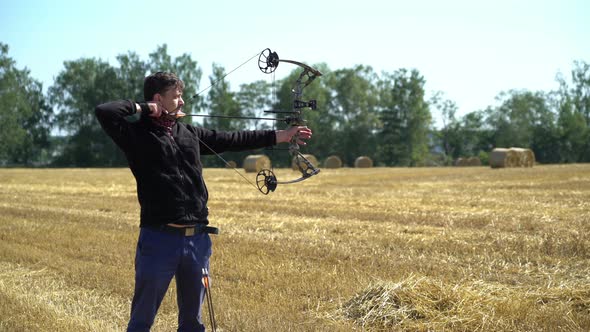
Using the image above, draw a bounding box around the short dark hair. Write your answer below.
[143,72,185,101]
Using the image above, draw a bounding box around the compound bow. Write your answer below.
[186,48,322,195]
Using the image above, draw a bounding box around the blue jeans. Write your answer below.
[127,227,213,332]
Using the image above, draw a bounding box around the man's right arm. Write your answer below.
[95,100,151,150]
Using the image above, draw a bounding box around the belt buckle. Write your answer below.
[185,227,195,236]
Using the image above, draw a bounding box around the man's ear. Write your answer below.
[154,93,161,102]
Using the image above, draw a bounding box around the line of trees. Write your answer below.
[1,42,589,167]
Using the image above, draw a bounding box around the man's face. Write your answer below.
[156,87,184,115]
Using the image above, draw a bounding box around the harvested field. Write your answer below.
[0,165,589,331]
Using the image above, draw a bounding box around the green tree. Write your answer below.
[555,61,590,162]
[527,92,560,164]
[203,64,242,131]
[324,65,380,166]
[199,64,245,167]
[570,61,590,125]
[0,43,52,166]
[429,92,459,164]
[377,69,432,166]
[485,90,547,149]
[458,110,492,158]
[148,44,201,117]
[49,58,125,166]
[555,79,588,163]
[116,51,148,101]
[236,80,273,130]
[557,103,586,163]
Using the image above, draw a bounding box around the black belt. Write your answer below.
[146,224,219,236]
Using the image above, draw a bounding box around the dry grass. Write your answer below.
[0,165,589,331]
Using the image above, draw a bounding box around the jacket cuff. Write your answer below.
[138,103,151,117]
[123,100,143,123]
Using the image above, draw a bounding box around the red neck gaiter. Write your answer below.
[151,116,176,136]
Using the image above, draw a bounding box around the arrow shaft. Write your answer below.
[185,114,283,121]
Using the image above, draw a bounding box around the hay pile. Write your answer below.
[489,148,535,168]
[354,156,373,168]
[324,155,343,169]
[335,275,589,331]
[225,160,237,168]
[243,155,271,173]
[291,154,318,171]
[337,275,503,331]
[454,157,482,167]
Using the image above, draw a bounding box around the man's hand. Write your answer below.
[137,102,185,119]
[276,126,312,145]
[146,102,168,118]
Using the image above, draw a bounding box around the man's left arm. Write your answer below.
[196,126,312,155]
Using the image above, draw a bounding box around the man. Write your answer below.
[95,71,312,331]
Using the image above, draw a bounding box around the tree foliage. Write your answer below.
[325,65,380,166]
[202,64,242,131]
[49,58,125,166]
[1,41,589,168]
[0,43,52,166]
[377,69,431,166]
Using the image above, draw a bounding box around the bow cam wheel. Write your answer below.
[258,48,279,74]
[256,169,277,195]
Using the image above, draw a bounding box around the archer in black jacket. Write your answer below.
[95,71,312,331]
[96,98,276,228]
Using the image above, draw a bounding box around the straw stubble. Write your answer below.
[0,165,588,331]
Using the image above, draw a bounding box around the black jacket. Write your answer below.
[95,100,276,227]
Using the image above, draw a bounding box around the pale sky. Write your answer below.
[1,0,588,122]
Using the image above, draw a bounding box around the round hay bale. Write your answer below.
[467,156,481,166]
[454,158,467,166]
[291,154,318,171]
[489,148,513,168]
[243,155,271,173]
[324,155,343,169]
[354,156,373,168]
[491,148,535,168]
[524,149,536,167]
[509,147,535,167]
[225,160,237,169]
